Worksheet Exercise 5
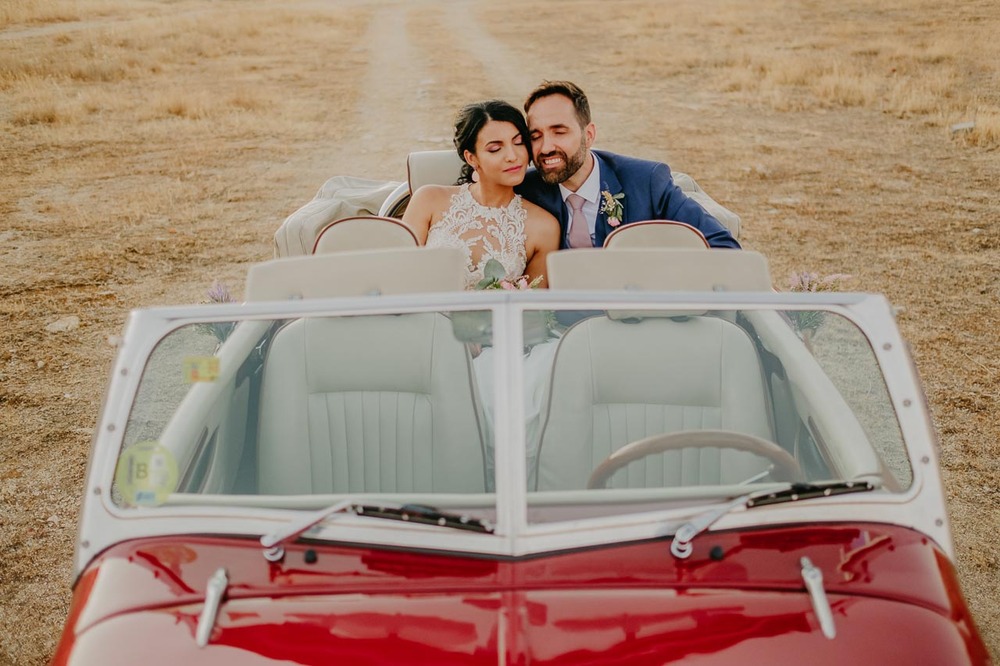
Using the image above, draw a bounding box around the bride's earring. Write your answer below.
[471,167,480,183]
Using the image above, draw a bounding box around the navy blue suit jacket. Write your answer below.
[516,150,740,249]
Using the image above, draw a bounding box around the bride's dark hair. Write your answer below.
[453,100,532,185]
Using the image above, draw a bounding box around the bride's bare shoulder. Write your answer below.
[407,184,461,213]
[413,184,461,200]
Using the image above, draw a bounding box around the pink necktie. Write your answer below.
[566,193,591,248]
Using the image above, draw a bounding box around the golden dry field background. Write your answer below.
[1,0,998,663]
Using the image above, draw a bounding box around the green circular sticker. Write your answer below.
[115,441,178,507]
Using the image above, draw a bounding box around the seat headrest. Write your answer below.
[245,247,466,301]
[407,150,465,192]
[547,249,772,291]
[312,216,418,254]
[603,220,710,249]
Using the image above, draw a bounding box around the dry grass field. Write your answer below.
[1,0,997,663]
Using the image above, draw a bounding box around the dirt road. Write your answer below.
[1,1,997,663]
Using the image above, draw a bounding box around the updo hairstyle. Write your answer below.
[453,100,531,185]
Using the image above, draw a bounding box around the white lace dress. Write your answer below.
[425,184,528,290]
[426,185,557,489]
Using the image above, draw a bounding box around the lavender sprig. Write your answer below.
[786,271,853,334]
[197,280,236,344]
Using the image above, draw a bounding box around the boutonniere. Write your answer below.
[600,190,625,227]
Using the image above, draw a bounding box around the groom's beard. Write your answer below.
[535,137,587,185]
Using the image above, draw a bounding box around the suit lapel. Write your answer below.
[517,172,572,247]
[593,153,625,247]
[530,180,570,247]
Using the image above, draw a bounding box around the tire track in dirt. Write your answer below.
[433,3,539,102]
[314,1,462,181]
[319,0,541,182]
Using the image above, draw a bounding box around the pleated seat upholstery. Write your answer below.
[257,312,487,495]
[534,314,774,491]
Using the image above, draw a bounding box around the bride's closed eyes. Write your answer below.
[485,134,525,153]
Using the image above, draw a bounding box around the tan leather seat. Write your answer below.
[312,216,418,254]
[406,150,465,192]
[251,246,485,495]
[245,247,466,302]
[603,220,710,249]
[535,247,778,490]
[378,150,465,218]
[534,313,775,491]
[546,248,773,292]
[257,312,488,494]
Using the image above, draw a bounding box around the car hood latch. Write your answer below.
[196,567,229,647]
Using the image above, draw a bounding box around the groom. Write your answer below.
[515,80,740,250]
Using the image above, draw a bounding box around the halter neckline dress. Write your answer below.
[425,184,528,290]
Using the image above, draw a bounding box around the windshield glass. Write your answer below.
[117,309,496,522]
[115,301,910,529]
[522,306,909,524]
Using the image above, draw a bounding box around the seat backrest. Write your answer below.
[312,216,418,254]
[376,151,465,218]
[546,248,773,291]
[257,311,488,494]
[534,314,774,491]
[407,150,465,192]
[603,220,710,249]
[245,247,465,301]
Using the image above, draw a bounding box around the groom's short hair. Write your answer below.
[524,80,592,128]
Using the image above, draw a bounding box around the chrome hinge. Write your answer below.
[800,557,836,639]
[196,567,229,648]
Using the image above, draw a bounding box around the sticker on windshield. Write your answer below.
[114,441,178,507]
[183,356,220,383]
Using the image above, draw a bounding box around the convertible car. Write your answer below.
[50,233,991,664]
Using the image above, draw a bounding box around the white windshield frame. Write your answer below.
[73,290,952,575]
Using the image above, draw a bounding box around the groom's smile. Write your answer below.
[527,93,596,189]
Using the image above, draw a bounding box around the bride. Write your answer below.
[402,99,560,288]
[403,100,561,488]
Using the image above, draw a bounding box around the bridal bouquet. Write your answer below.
[476,258,543,291]
[469,259,554,344]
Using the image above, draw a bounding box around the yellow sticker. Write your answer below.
[183,356,220,383]
[114,441,179,507]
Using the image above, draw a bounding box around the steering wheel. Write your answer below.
[587,429,802,490]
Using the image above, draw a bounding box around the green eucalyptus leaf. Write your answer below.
[483,258,506,282]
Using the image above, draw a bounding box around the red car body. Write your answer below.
[52,523,989,665]
[55,250,994,664]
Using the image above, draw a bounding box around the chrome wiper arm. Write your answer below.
[670,494,753,559]
[260,498,355,562]
[746,480,875,508]
[669,480,876,560]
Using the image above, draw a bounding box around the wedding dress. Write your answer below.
[425,185,557,490]
[425,184,528,289]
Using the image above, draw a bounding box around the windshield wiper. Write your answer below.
[745,480,875,508]
[260,500,492,562]
[670,480,876,560]
[356,503,494,533]
[670,494,752,559]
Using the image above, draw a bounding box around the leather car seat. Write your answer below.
[257,312,488,495]
[312,215,418,254]
[534,313,775,491]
